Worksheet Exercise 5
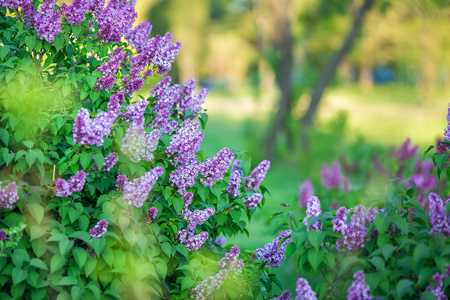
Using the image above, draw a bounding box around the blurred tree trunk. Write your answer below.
[301,0,375,149]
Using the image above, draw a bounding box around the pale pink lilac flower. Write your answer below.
[298,179,313,207]
[429,192,450,236]
[346,271,373,300]
[321,162,343,189]
[89,219,108,239]
[190,269,228,300]
[121,122,161,163]
[243,193,263,210]
[295,278,317,300]
[227,170,241,198]
[218,246,244,278]
[0,181,19,209]
[102,152,118,171]
[256,230,292,268]
[169,159,201,194]
[394,138,418,161]
[123,167,164,208]
[200,147,234,186]
[303,196,321,231]
[145,207,158,224]
[244,160,270,190]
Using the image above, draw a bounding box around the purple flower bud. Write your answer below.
[54,171,86,197]
[64,0,90,25]
[298,179,313,207]
[96,0,137,43]
[125,21,152,51]
[169,159,201,194]
[73,108,117,147]
[295,278,317,300]
[243,193,263,210]
[215,236,226,246]
[0,229,7,241]
[89,219,108,239]
[346,271,373,300]
[426,272,446,300]
[333,206,348,235]
[166,120,204,165]
[244,160,270,190]
[34,0,62,43]
[145,207,158,224]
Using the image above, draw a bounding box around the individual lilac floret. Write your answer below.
[295,278,317,300]
[64,0,89,25]
[190,269,228,300]
[256,230,292,268]
[346,271,373,300]
[215,236,226,246]
[298,179,313,207]
[115,174,128,192]
[145,207,158,224]
[33,0,62,43]
[394,138,418,161]
[440,102,450,150]
[333,207,349,236]
[218,246,244,278]
[54,171,86,197]
[272,291,291,300]
[166,120,204,165]
[243,193,263,210]
[200,147,234,186]
[102,152,118,171]
[429,192,450,237]
[426,272,446,300]
[73,108,117,147]
[125,21,152,51]
[96,0,137,43]
[227,170,241,198]
[303,196,321,231]
[244,160,270,190]
[89,219,108,239]
[121,123,161,163]
[169,159,201,194]
[123,167,164,208]
[0,229,7,241]
[0,181,19,209]
[321,162,343,189]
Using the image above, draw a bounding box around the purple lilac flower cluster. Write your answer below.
[149,77,178,133]
[226,170,241,198]
[166,120,204,164]
[321,162,344,189]
[34,0,62,43]
[63,0,90,25]
[121,123,161,163]
[177,207,215,251]
[394,138,418,161]
[190,269,228,300]
[0,0,27,10]
[89,219,108,239]
[122,167,164,208]
[102,152,118,171]
[295,278,317,300]
[181,192,194,215]
[428,192,450,236]
[95,47,126,91]
[218,246,244,278]
[231,160,243,177]
[54,171,86,197]
[121,99,148,124]
[115,174,128,191]
[0,229,7,241]
[426,266,450,300]
[215,236,226,246]
[243,193,263,210]
[200,147,234,186]
[244,160,270,190]
[298,179,314,207]
[256,230,292,268]
[176,78,209,117]
[346,271,373,300]
[406,160,437,209]
[440,102,450,149]
[0,181,19,209]
[96,0,137,43]
[73,108,117,147]
[125,21,152,51]
[303,196,321,231]
[272,291,291,300]
[169,160,202,195]
[335,205,377,252]
[144,207,158,224]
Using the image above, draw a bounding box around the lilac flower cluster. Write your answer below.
[0,229,7,241]
[176,231,209,252]
[177,207,215,251]
[107,92,125,115]
[166,120,204,164]
[440,102,450,149]
[244,160,270,190]
[200,147,234,186]
[126,21,153,51]
[122,167,164,208]
[96,0,137,43]
[63,0,90,25]
[54,171,86,197]
[218,246,244,278]
[0,181,19,209]
[0,0,26,9]
[426,267,450,300]
[215,236,226,246]
[321,162,344,189]
[394,138,418,161]
[298,179,313,207]
[190,269,228,300]
[181,192,194,215]
[102,152,118,171]
[176,78,209,117]
[256,230,292,268]
[116,174,128,191]
[169,160,201,194]
[95,47,126,91]
[303,196,321,231]
[34,0,62,43]
[231,160,243,177]
[346,271,373,300]
[295,278,317,300]
[406,160,437,209]
[243,193,263,210]
[121,99,148,124]
[332,207,349,235]
[226,170,241,198]
[131,32,182,75]
[428,192,450,236]
[89,219,108,239]
[73,108,117,147]
[145,207,158,224]
[272,291,291,300]
[121,123,161,163]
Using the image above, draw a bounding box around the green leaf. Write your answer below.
[54,34,65,51]
[393,217,408,234]
[396,279,413,298]
[84,258,97,277]
[307,230,324,249]
[50,254,66,273]
[413,244,430,265]
[307,248,323,270]
[156,260,168,278]
[71,286,84,300]
[161,242,172,257]
[28,203,45,224]
[173,197,184,215]
[12,267,28,286]
[94,152,104,171]
[25,36,37,51]
[176,244,189,258]
[57,277,77,286]
[368,256,385,272]
[284,242,296,259]
[0,45,10,60]
[30,225,46,241]
[26,151,36,167]
[30,258,48,271]
[181,277,195,291]
[59,239,74,256]
[72,25,82,37]
[323,252,335,269]
[381,244,397,261]
[0,128,9,146]
[73,248,88,268]
[423,145,434,159]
